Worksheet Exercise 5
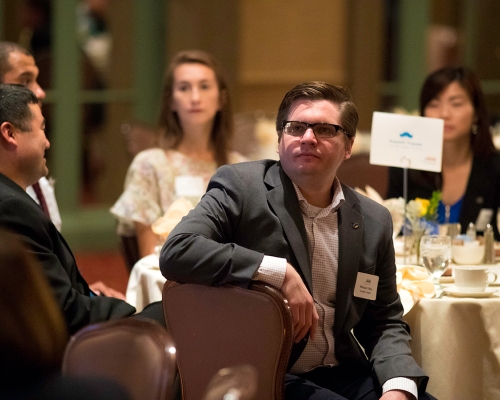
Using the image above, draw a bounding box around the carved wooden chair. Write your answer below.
[162,281,293,400]
[63,318,176,400]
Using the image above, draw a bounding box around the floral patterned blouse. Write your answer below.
[110,148,247,236]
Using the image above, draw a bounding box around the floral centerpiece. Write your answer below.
[404,191,441,258]
[354,186,441,258]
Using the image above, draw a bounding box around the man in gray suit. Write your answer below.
[161,82,431,399]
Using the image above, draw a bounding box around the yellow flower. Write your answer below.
[414,198,430,217]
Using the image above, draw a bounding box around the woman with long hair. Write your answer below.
[112,50,246,257]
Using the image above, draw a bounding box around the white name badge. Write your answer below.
[370,112,444,172]
[174,176,205,198]
[354,272,379,300]
[475,208,493,231]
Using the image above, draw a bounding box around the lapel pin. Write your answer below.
[352,223,359,229]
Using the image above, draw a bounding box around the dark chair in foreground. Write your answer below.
[162,281,293,400]
[62,318,176,400]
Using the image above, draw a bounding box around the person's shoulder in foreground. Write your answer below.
[0,227,131,400]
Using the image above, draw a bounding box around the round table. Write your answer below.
[126,254,166,312]
[404,292,500,400]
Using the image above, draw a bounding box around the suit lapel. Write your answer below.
[335,185,364,338]
[264,164,313,291]
[0,173,87,289]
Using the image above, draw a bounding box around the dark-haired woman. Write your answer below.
[387,66,500,239]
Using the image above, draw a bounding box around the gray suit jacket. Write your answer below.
[160,160,428,391]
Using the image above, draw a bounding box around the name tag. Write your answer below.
[175,176,205,198]
[354,272,379,300]
[475,208,493,231]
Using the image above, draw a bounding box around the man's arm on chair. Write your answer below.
[254,258,317,343]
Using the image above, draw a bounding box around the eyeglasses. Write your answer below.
[281,121,350,139]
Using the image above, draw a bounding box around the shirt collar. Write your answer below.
[292,178,345,217]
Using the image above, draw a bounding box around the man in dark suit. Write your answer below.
[0,41,119,297]
[0,40,63,231]
[161,82,432,399]
[0,84,137,335]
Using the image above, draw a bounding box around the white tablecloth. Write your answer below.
[126,254,165,312]
[405,293,500,400]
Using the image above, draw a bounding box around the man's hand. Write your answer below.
[380,390,415,400]
[281,263,318,343]
[89,281,127,301]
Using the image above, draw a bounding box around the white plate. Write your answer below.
[443,287,497,298]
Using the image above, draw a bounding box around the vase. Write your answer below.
[410,221,439,264]
[411,228,426,265]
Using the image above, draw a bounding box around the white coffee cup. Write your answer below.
[454,266,497,293]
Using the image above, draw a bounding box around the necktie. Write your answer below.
[32,181,51,218]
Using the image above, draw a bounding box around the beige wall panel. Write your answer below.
[346,0,384,131]
[239,0,347,112]
[167,0,239,108]
[240,83,297,113]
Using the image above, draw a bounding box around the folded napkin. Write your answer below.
[152,197,195,240]
[396,264,435,315]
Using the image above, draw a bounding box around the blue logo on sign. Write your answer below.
[400,132,413,138]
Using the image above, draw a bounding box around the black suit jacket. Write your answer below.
[161,160,428,392]
[0,173,135,335]
[387,153,500,239]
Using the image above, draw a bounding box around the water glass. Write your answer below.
[420,235,452,295]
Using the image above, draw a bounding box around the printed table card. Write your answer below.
[370,112,444,172]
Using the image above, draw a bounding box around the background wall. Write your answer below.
[1,0,500,250]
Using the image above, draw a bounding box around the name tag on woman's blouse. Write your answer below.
[175,176,205,198]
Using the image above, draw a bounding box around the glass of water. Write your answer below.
[420,235,452,296]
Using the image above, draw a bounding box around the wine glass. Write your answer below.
[419,235,452,296]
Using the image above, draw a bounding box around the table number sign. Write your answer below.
[369,111,444,172]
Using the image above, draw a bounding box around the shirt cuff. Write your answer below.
[252,255,287,289]
[382,377,418,400]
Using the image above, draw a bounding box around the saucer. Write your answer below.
[443,287,497,298]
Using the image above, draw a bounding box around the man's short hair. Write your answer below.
[0,42,31,83]
[0,84,39,132]
[276,81,359,141]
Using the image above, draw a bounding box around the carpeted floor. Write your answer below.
[74,250,130,295]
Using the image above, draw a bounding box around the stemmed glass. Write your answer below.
[419,235,452,297]
[203,364,258,400]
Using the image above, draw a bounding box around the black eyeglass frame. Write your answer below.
[281,120,351,138]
